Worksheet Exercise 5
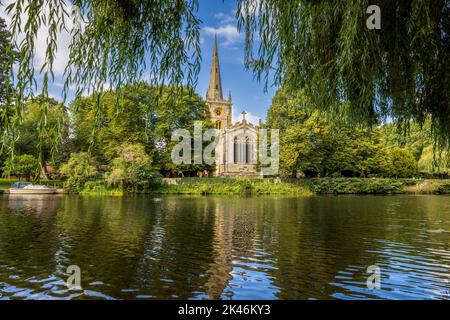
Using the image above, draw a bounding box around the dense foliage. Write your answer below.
[267,88,420,178]
[14,95,69,173]
[380,120,450,174]
[0,17,14,122]
[106,143,161,192]
[59,152,97,193]
[70,83,213,177]
[2,154,38,181]
[2,0,202,165]
[238,0,450,147]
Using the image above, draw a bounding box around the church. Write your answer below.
[206,36,261,178]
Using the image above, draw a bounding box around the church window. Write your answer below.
[234,137,238,163]
[245,137,251,164]
[215,120,222,130]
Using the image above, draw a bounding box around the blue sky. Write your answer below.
[197,1,277,124]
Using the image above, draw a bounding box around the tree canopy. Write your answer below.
[2,0,449,167]
[70,83,213,176]
[238,0,450,146]
[267,88,419,178]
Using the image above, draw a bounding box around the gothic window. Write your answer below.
[215,120,222,130]
[245,137,250,164]
[234,137,238,163]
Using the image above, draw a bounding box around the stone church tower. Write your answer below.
[205,36,261,178]
[206,35,232,131]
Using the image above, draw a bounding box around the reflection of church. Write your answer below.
[206,36,261,178]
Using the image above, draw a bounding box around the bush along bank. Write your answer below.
[152,178,313,195]
[292,178,450,195]
[56,177,450,196]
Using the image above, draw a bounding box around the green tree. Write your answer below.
[60,152,97,193]
[4,0,201,130]
[267,88,390,178]
[380,119,450,175]
[238,0,450,147]
[3,154,39,181]
[417,146,450,174]
[14,95,70,175]
[387,147,418,178]
[71,83,213,176]
[0,16,15,121]
[106,143,161,192]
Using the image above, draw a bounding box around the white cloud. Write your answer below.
[1,0,78,77]
[213,12,235,25]
[203,24,242,47]
[233,109,261,126]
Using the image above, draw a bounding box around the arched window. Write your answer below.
[234,137,238,163]
[215,120,222,130]
[245,137,251,164]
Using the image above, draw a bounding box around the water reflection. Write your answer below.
[0,195,449,300]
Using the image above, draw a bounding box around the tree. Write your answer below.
[0,16,15,112]
[238,0,450,147]
[106,143,161,192]
[380,119,450,174]
[387,147,418,178]
[267,88,390,178]
[14,95,70,175]
[3,154,38,181]
[60,152,97,193]
[71,83,213,176]
[4,0,201,123]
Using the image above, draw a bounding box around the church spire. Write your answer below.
[206,34,223,101]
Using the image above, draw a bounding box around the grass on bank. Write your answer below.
[154,178,450,195]
[153,178,313,195]
[2,177,449,195]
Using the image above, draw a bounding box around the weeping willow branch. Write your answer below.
[237,0,450,148]
[1,0,201,166]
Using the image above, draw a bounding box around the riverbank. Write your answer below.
[294,178,450,195]
[2,177,449,195]
[154,178,313,195]
[152,178,450,195]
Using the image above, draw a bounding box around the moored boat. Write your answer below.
[9,182,57,194]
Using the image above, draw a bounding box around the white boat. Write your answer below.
[9,182,57,194]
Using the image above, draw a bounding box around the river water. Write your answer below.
[0,194,449,300]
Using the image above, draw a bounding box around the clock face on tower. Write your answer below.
[215,108,222,116]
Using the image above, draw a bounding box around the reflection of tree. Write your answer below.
[0,195,64,294]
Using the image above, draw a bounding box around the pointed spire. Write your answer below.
[228,90,232,102]
[206,34,223,101]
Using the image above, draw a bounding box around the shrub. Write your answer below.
[3,154,39,181]
[60,152,97,193]
[106,143,162,192]
[387,147,419,178]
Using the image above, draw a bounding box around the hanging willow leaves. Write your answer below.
[237,0,450,148]
[1,0,201,165]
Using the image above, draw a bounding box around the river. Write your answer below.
[0,194,449,300]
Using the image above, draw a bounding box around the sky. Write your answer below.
[0,0,277,125]
[197,0,277,124]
